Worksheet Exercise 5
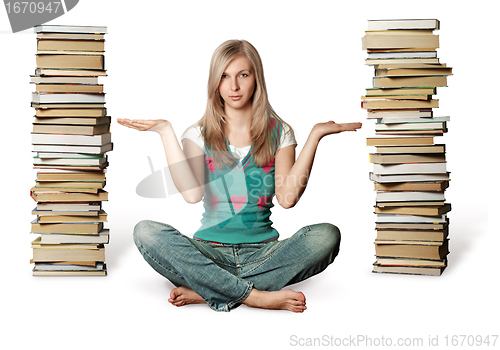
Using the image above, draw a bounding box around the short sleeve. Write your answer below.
[278,123,297,150]
[180,125,204,150]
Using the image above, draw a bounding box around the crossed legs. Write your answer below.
[133,220,340,312]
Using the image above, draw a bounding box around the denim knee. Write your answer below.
[133,219,160,250]
[310,222,341,258]
[133,219,148,247]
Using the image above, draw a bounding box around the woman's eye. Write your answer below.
[221,74,227,79]
[241,73,248,77]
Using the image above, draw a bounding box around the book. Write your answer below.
[36,54,105,70]
[375,191,445,202]
[35,202,101,211]
[36,172,106,181]
[33,262,107,276]
[37,210,107,223]
[362,33,439,50]
[373,76,447,88]
[35,108,107,117]
[33,209,100,217]
[369,153,446,164]
[32,133,111,146]
[35,68,107,76]
[31,76,99,84]
[36,84,104,93]
[34,117,110,125]
[366,58,439,65]
[370,172,450,183]
[33,186,99,194]
[31,240,105,263]
[376,229,448,242]
[376,201,445,207]
[35,180,105,188]
[362,99,439,110]
[375,67,452,77]
[367,109,433,119]
[376,221,448,230]
[373,162,447,174]
[32,123,110,135]
[33,163,108,171]
[37,39,105,52]
[375,203,451,216]
[36,152,106,159]
[39,230,110,244]
[376,214,447,223]
[367,136,434,146]
[31,219,103,234]
[367,19,440,31]
[30,189,108,202]
[32,92,105,104]
[375,257,446,267]
[375,239,449,260]
[372,264,445,276]
[375,144,445,153]
[375,121,446,130]
[375,129,446,136]
[367,51,437,59]
[34,25,108,34]
[33,143,113,154]
[32,103,105,109]
[366,87,436,96]
[37,32,105,40]
[374,181,449,191]
[379,117,449,124]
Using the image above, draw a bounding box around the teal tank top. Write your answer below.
[194,119,282,244]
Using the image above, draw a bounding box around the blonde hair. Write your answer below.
[196,39,292,168]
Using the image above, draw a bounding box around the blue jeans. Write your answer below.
[133,220,341,312]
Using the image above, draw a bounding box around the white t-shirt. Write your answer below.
[180,122,297,161]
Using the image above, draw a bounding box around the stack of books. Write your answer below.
[30,25,110,276]
[361,19,452,276]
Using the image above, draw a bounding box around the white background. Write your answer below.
[1,0,498,349]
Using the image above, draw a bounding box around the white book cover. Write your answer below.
[373,162,447,175]
[31,133,111,146]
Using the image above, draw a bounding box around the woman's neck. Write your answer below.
[224,105,252,132]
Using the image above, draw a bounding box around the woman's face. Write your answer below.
[218,55,256,113]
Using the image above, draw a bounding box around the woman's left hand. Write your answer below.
[312,121,362,141]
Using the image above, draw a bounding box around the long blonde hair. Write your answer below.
[197,39,292,168]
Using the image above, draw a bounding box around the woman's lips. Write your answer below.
[230,95,242,101]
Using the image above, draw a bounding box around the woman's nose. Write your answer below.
[231,79,239,91]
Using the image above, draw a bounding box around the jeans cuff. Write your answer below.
[221,281,254,312]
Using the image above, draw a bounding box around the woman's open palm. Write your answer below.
[117,118,170,133]
[313,121,362,140]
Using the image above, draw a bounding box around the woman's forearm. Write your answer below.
[157,123,204,203]
[278,131,321,208]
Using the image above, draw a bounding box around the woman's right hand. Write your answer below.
[117,118,171,133]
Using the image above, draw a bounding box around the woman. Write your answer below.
[118,40,361,312]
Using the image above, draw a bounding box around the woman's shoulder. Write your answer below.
[180,123,204,150]
[270,118,297,150]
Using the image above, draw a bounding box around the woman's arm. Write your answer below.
[117,119,205,203]
[274,121,362,209]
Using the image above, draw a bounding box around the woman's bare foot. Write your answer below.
[168,286,205,307]
[242,289,307,313]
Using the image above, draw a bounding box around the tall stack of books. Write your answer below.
[361,19,452,276]
[30,25,110,276]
